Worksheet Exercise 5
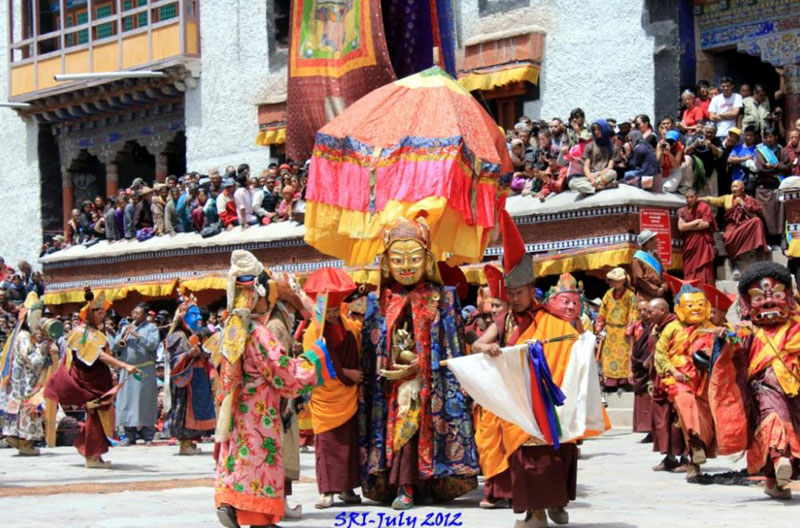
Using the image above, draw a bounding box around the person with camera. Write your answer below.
[684,121,724,194]
[656,130,685,193]
[112,303,160,446]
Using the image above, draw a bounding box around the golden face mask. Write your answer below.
[387,239,427,286]
[675,291,711,325]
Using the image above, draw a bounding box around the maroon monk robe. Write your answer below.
[481,308,537,503]
[648,314,687,457]
[722,196,768,259]
[630,321,653,433]
[678,201,717,286]
[44,351,115,457]
[510,444,579,513]
[315,321,361,494]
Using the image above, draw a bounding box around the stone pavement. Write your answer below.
[1,430,798,528]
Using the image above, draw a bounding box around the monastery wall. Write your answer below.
[184,0,284,173]
[0,0,42,267]
[461,0,657,123]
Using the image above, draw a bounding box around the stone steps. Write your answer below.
[603,390,634,429]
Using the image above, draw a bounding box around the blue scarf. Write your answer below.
[633,249,662,276]
[528,341,566,449]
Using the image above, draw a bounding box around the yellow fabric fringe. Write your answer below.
[458,64,540,93]
[255,127,287,146]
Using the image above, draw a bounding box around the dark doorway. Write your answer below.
[710,50,781,106]
[70,150,107,208]
[38,124,63,237]
[116,141,156,188]
[166,131,187,177]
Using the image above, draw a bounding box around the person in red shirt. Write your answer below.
[678,91,707,133]
[696,80,712,116]
[534,153,568,201]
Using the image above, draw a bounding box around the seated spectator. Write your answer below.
[783,128,800,176]
[92,211,105,239]
[218,177,239,229]
[234,173,257,229]
[685,121,725,194]
[514,122,534,150]
[274,185,296,222]
[658,115,677,140]
[289,175,303,199]
[700,180,767,279]
[623,130,661,191]
[124,192,136,239]
[192,188,209,231]
[66,208,81,245]
[209,167,221,189]
[550,118,569,152]
[26,271,45,297]
[78,200,94,239]
[741,84,771,138]
[571,119,617,195]
[561,129,591,188]
[7,275,26,304]
[165,186,181,235]
[533,153,567,201]
[567,108,587,146]
[151,184,168,236]
[133,187,155,240]
[205,186,220,226]
[727,126,756,185]
[656,130,684,193]
[509,138,526,172]
[612,120,633,177]
[678,91,706,133]
[105,197,120,241]
[634,114,658,148]
[94,195,106,214]
[536,128,555,159]
[754,126,790,240]
[252,176,276,225]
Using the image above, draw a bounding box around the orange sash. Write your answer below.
[303,315,361,434]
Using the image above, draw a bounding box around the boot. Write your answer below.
[5,436,20,449]
[764,479,792,500]
[178,440,202,455]
[685,463,700,479]
[284,498,302,519]
[85,456,112,469]
[314,493,333,509]
[514,509,548,528]
[338,489,362,504]
[216,505,241,528]
[391,485,414,510]
[775,457,793,489]
[17,439,40,456]
[547,507,569,525]
[690,445,706,465]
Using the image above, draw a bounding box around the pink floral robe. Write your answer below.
[215,322,320,523]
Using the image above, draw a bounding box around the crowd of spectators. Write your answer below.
[0,257,47,339]
[45,161,309,254]
[506,77,798,211]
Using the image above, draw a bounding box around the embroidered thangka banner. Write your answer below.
[287,0,396,161]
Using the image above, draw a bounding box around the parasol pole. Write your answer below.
[440,334,577,367]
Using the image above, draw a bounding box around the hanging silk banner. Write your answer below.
[287,0,396,161]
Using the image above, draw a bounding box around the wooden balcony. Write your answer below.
[7,0,199,100]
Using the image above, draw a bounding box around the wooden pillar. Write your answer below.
[155,153,169,182]
[62,170,74,238]
[106,162,119,198]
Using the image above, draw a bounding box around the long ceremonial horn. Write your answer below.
[440,334,578,367]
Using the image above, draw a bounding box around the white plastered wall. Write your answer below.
[461,0,656,123]
[0,0,43,268]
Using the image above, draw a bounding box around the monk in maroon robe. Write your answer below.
[701,180,767,265]
[629,301,653,436]
[678,189,717,286]
[647,298,688,471]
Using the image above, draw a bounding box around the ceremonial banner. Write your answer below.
[446,332,605,443]
[287,0,396,160]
